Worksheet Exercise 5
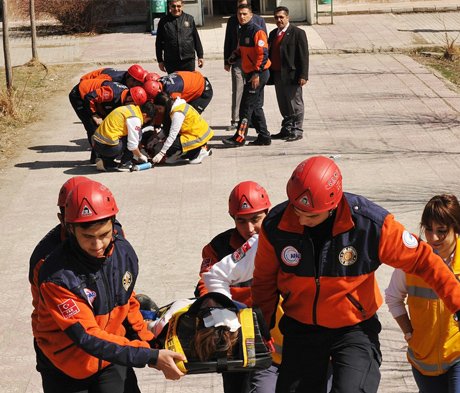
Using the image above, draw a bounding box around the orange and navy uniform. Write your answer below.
[35,228,154,380]
[160,71,205,102]
[198,228,253,306]
[29,222,124,339]
[253,192,460,330]
[29,224,65,337]
[78,79,129,118]
[80,68,128,85]
[237,20,271,76]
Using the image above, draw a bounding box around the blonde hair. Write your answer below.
[191,326,239,361]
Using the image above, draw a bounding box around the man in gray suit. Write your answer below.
[268,6,309,142]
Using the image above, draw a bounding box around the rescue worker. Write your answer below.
[35,181,185,392]
[79,64,147,88]
[144,70,213,114]
[92,101,156,171]
[29,177,143,393]
[155,0,204,73]
[197,181,275,392]
[252,155,460,393]
[69,78,147,148]
[222,3,271,147]
[150,92,213,165]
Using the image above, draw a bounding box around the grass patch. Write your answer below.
[0,63,83,164]
[410,46,460,89]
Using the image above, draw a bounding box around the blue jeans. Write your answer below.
[412,363,460,393]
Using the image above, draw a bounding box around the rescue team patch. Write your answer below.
[122,271,133,291]
[80,205,93,217]
[339,246,358,266]
[58,299,80,319]
[231,241,253,263]
[257,40,265,47]
[84,288,97,306]
[402,230,418,249]
[281,246,301,266]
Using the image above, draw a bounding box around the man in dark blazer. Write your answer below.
[268,6,309,142]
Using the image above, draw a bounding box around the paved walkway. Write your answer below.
[1,4,460,393]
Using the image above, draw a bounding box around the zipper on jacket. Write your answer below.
[101,266,112,329]
[312,277,320,325]
[345,293,367,318]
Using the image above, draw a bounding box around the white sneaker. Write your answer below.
[95,158,106,172]
[189,147,212,165]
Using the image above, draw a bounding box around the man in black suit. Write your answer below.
[269,6,309,142]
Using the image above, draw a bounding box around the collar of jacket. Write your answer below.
[277,196,354,237]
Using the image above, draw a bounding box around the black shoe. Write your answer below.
[271,132,290,140]
[222,137,245,147]
[248,136,272,146]
[285,134,303,142]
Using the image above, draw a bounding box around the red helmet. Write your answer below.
[145,72,161,82]
[287,156,343,213]
[129,86,147,106]
[127,64,147,83]
[57,176,91,207]
[65,181,119,224]
[143,80,162,99]
[228,181,271,216]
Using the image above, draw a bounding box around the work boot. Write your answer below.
[248,135,272,146]
[222,136,245,147]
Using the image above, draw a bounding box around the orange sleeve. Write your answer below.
[253,29,270,73]
[379,215,460,313]
[40,282,150,349]
[252,227,280,327]
[125,292,154,342]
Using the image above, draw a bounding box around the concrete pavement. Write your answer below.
[1,4,460,393]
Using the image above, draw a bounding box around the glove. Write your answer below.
[152,151,165,164]
[134,153,148,163]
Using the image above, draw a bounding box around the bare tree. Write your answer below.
[30,0,38,61]
[2,0,13,92]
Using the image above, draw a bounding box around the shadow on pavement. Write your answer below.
[15,160,91,170]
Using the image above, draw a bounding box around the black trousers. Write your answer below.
[276,315,382,393]
[238,69,270,138]
[93,138,133,164]
[189,77,213,113]
[165,58,195,74]
[69,85,98,145]
[36,342,140,393]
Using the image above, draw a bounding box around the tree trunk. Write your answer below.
[2,0,13,93]
[30,0,38,61]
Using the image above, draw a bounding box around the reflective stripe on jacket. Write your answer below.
[93,105,142,146]
[406,238,460,376]
[170,103,213,152]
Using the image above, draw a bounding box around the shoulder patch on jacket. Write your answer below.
[58,299,80,319]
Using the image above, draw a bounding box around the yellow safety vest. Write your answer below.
[405,238,460,376]
[93,105,142,146]
[171,103,213,153]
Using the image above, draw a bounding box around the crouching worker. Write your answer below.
[92,102,156,171]
[138,292,273,375]
[35,181,185,392]
[149,92,213,165]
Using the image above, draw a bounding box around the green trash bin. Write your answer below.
[149,0,167,35]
